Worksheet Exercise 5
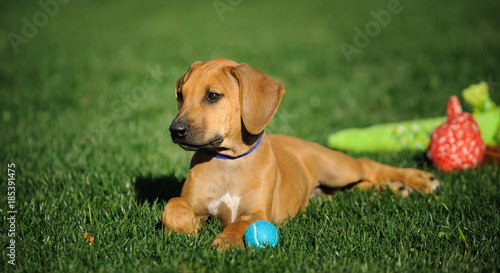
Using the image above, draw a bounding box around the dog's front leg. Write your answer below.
[211,212,267,250]
[162,197,202,235]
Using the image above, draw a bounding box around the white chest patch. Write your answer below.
[207,193,241,223]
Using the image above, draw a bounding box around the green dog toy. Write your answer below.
[328,82,500,152]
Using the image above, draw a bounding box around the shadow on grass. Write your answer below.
[134,174,185,205]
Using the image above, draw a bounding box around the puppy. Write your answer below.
[162,58,440,249]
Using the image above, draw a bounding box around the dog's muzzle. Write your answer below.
[169,119,224,151]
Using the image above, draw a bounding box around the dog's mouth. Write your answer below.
[174,137,224,151]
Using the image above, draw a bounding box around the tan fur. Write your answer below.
[162,58,440,250]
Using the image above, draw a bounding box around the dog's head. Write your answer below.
[170,58,286,157]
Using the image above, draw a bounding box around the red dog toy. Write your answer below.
[427,96,485,171]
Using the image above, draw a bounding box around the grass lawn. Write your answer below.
[1,0,500,272]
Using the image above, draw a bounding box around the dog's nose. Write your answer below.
[169,121,189,139]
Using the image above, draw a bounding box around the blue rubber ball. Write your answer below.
[244,220,279,249]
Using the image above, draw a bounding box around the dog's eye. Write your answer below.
[176,91,183,103]
[206,92,222,103]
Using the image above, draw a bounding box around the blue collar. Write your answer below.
[206,133,263,160]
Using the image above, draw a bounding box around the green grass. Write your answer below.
[1,0,500,272]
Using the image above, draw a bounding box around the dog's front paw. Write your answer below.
[211,233,244,251]
[403,169,440,193]
[385,180,415,197]
[162,197,198,234]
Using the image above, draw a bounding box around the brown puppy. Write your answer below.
[162,58,440,250]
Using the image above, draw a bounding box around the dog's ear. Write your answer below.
[176,60,203,91]
[229,64,286,135]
